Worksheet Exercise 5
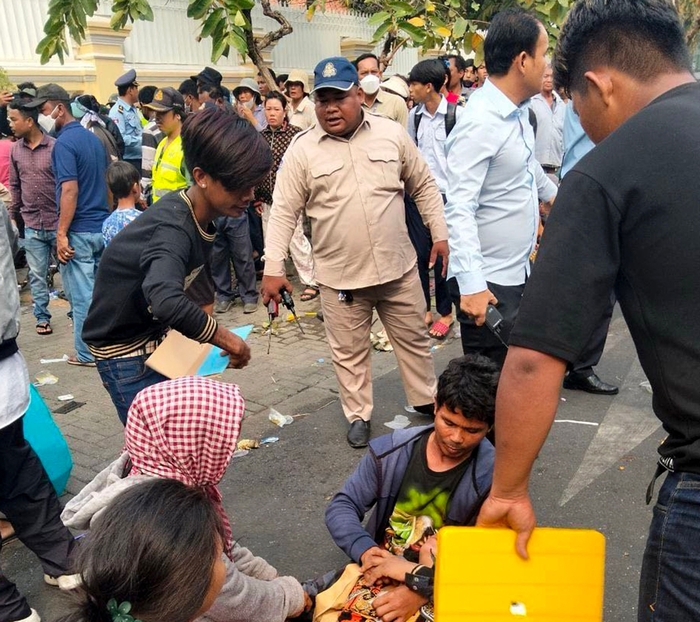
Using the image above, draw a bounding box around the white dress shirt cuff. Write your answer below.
[455,271,488,296]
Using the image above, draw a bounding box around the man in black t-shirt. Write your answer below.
[325,355,497,622]
[475,2,700,620]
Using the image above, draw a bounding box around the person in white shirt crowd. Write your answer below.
[530,63,566,182]
[407,59,463,341]
[445,8,557,368]
[284,70,317,130]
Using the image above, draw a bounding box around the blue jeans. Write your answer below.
[24,227,57,324]
[96,355,168,425]
[638,471,700,620]
[60,232,103,363]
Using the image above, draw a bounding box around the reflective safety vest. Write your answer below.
[152,135,187,202]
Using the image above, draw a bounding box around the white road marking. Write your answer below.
[555,419,600,426]
[559,357,660,506]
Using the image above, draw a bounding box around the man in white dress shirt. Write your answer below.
[445,8,557,367]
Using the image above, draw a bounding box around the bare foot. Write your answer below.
[424,311,433,328]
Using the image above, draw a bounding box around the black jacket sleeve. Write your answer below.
[139,222,217,343]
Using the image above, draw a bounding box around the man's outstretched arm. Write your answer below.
[476,346,567,558]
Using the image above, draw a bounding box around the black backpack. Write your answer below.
[413,101,458,139]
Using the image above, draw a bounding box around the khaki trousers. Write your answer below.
[319,267,437,423]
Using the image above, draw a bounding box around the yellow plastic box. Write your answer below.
[434,526,605,621]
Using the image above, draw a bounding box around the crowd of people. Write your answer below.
[2,0,700,620]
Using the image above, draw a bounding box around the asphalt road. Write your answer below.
[4,310,660,622]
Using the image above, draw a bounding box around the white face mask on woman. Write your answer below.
[242,98,256,111]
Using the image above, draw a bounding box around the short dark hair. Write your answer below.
[554,0,691,97]
[408,59,448,93]
[181,108,271,192]
[8,100,39,123]
[259,68,277,83]
[178,78,198,99]
[464,58,475,69]
[117,84,133,97]
[265,90,288,110]
[138,85,158,106]
[106,161,140,200]
[484,8,542,77]
[76,94,101,113]
[353,53,380,70]
[446,54,467,72]
[209,86,225,101]
[198,83,214,95]
[277,73,289,86]
[436,355,500,425]
[62,480,224,622]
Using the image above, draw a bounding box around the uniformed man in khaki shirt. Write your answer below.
[354,53,409,127]
[262,56,449,448]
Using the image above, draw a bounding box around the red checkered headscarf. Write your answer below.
[124,377,245,559]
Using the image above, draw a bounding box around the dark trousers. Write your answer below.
[570,295,616,375]
[405,196,450,317]
[451,279,525,369]
[210,215,258,305]
[247,205,264,272]
[0,417,76,622]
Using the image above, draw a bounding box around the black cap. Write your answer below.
[143,87,185,112]
[22,83,70,109]
[190,67,222,88]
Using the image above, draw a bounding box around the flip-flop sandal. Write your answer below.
[429,320,453,340]
[300,287,320,302]
[36,322,53,335]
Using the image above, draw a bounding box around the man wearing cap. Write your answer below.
[262,57,448,449]
[191,67,223,90]
[34,84,109,366]
[353,53,408,126]
[109,69,143,173]
[144,88,188,203]
[285,70,316,130]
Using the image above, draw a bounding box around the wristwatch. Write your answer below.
[405,564,434,599]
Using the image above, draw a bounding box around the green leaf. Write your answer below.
[452,16,467,39]
[137,0,154,20]
[397,20,426,43]
[233,9,246,26]
[110,9,127,28]
[388,1,415,17]
[368,10,391,26]
[228,30,248,55]
[429,13,446,28]
[371,19,393,41]
[200,7,223,37]
[211,29,229,60]
[187,0,213,20]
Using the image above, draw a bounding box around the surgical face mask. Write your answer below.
[71,101,88,120]
[360,74,381,95]
[38,112,56,134]
[242,98,256,110]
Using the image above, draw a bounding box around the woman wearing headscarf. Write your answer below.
[61,376,310,622]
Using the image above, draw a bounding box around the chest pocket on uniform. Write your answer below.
[367,148,401,190]
[310,160,344,198]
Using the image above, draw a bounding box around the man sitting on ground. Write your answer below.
[325,355,497,620]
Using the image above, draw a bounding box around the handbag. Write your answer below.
[313,563,420,622]
[23,385,73,495]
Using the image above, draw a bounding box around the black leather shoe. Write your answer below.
[347,420,371,448]
[563,372,619,395]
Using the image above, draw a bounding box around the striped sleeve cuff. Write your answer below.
[194,314,218,344]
